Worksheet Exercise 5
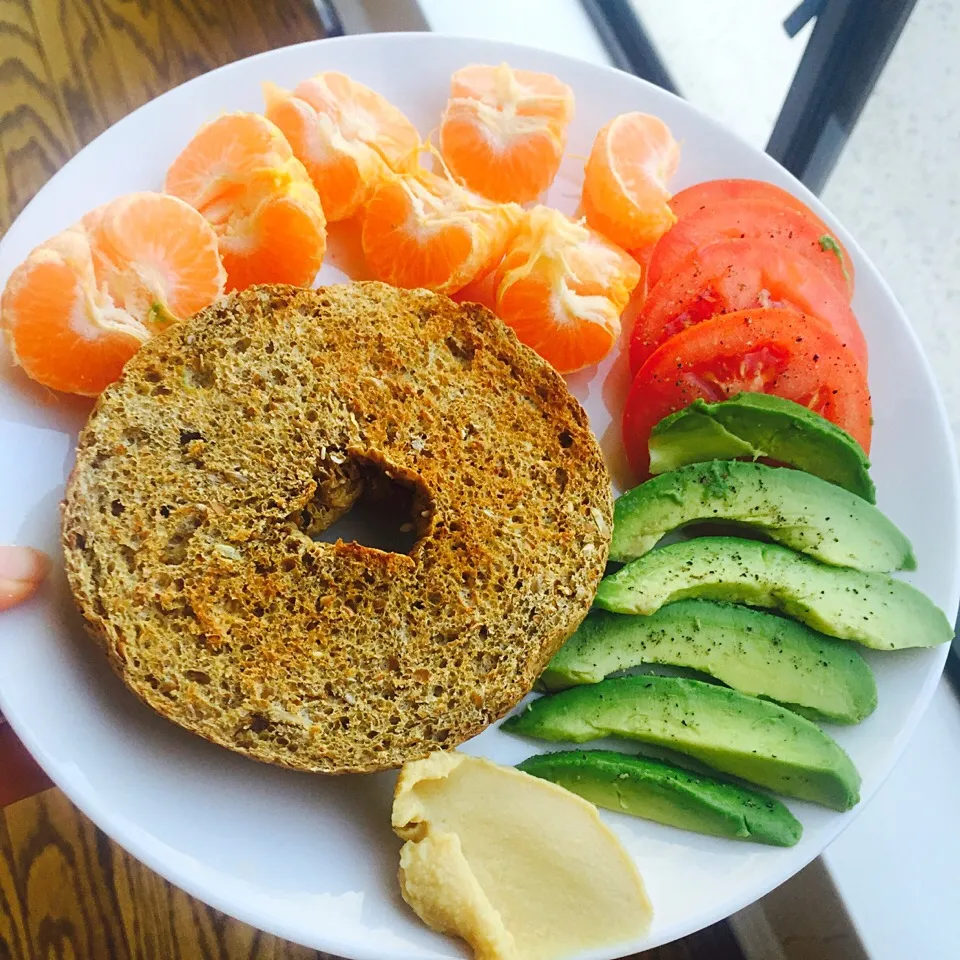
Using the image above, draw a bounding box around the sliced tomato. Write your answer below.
[673,179,828,227]
[671,179,853,279]
[629,238,867,373]
[622,307,872,477]
[647,198,853,299]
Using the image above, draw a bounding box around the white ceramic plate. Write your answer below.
[1,33,957,960]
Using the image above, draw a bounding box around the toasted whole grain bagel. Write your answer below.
[62,282,612,773]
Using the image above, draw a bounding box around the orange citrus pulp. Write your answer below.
[264,72,420,222]
[439,62,574,203]
[582,112,680,253]
[361,169,522,295]
[1,192,225,396]
[494,205,641,373]
[164,112,327,290]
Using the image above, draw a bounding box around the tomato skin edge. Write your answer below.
[621,307,872,479]
[669,178,855,285]
[648,198,853,301]
[628,238,868,376]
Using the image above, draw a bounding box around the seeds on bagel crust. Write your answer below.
[61,282,612,773]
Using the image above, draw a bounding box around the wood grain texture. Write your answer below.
[0,790,328,959]
[0,789,743,960]
[0,0,327,234]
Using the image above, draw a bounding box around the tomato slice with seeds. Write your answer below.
[622,307,872,478]
[647,198,853,299]
[629,237,867,374]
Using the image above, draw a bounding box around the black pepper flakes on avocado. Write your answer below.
[594,537,952,652]
[502,675,861,811]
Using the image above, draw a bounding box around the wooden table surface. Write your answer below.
[0,3,744,958]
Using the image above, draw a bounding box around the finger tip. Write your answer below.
[0,546,52,599]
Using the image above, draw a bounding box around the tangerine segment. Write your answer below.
[494,206,641,373]
[439,63,574,203]
[165,112,326,290]
[1,228,148,396]
[84,192,226,330]
[218,180,328,292]
[361,171,522,295]
[163,112,291,209]
[451,64,574,124]
[582,112,680,252]
[440,100,566,203]
[264,86,376,222]
[293,72,421,170]
[264,73,420,222]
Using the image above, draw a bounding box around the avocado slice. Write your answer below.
[648,394,876,503]
[595,537,952,651]
[540,601,876,724]
[610,460,913,572]
[502,676,861,810]
[517,749,802,846]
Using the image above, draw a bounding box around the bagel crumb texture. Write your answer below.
[62,283,612,773]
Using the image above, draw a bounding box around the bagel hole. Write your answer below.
[300,454,432,557]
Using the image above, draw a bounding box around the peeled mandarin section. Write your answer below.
[163,112,289,208]
[264,73,420,222]
[582,112,680,253]
[84,192,226,330]
[165,112,326,290]
[439,62,574,203]
[2,190,225,396]
[361,170,522,295]
[264,82,380,223]
[450,63,574,123]
[295,72,421,171]
[1,227,148,396]
[494,205,641,373]
[219,181,328,292]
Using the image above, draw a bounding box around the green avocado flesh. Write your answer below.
[540,601,876,724]
[517,749,802,846]
[610,460,913,572]
[594,537,952,651]
[647,394,876,503]
[503,676,861,810]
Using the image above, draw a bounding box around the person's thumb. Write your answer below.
[0,546,50,611]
